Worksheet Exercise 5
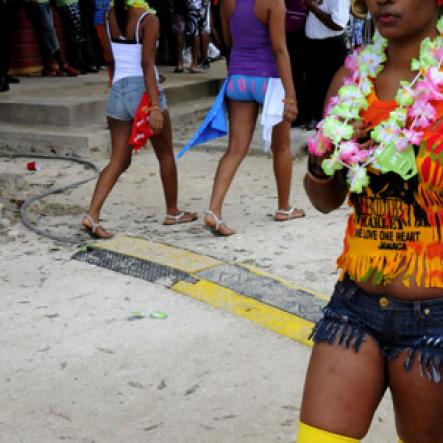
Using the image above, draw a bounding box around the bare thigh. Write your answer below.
[227,100,259,156]
[107,117,133,169]
[389,352,443,443]
[300,336,387,439]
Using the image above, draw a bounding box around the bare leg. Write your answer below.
[271,120,305,220]
[200,31,210,67]
[204,100,258,235]
[190,35,203,72]
[300,337,387,439]
[389,352,443,443]
[175,33,184,72]
[83,117,132,237]
[150,110,197,224]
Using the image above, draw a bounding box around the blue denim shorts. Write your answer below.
[107,76,168,121]
[311,278,443,383]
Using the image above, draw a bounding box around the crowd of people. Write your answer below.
[0,0,368,95]
[0,0,224,92]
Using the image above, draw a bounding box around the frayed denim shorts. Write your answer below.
[311,278,443,383]
[107,76,167,122]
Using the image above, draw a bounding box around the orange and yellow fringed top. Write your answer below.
[337,90,443,288]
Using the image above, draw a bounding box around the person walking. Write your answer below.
[203,0,304,236]
[302,0,350,130]
[82,0,196,238]
[298,0,443,441]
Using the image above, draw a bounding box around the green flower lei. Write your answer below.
[308,16,443,193]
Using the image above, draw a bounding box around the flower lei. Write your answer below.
[110,0,156,12]
[308,16,443,193]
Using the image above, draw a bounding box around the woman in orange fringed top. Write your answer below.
[297,0,443,442]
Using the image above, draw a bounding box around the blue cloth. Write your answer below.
[176,79,228,159]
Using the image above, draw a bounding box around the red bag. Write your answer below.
[285,0,307,33]
[129,92,155,151]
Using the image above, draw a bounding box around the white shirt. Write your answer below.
[305,0,350,40]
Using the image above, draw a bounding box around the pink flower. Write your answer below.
[339,141,371,165]
[344,50,360,72]
[307,130,333,156]
[408,99,437,128]
[434,48,443,63]
[324,96,340,115]
[426,66,443,86]
[402,128,424,145]
[415,78,443,102]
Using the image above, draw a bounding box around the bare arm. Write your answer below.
[141,14,163,132]
[103,11,115,81]
[301,0,344,31]
[303,66,350,213]
[268,0,298,121]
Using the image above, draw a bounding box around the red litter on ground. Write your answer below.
[26,161,42,171]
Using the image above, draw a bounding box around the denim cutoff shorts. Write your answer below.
[107,76,167,121]
[311,277,443,383]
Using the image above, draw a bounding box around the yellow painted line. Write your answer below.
[92,235,222,273]
[173,280,314,347]
[239,263,329,302]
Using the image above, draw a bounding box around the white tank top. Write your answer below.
[107,11,159,85]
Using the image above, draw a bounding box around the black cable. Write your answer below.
[0,153,99,244]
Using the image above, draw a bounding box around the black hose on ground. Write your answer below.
[0,153,100,244]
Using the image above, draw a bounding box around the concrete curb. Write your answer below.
[73,235,327,347]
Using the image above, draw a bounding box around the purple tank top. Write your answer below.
[228,0,279,78]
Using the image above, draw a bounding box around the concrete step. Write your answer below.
[0,123,110,158]
[0,96,107,127]
[0,96,215,158]
[0,78,222,128]
[165,79,223,105]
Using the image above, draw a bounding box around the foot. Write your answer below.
[199,59,210,71]
[85,65,99,73]
[163,211,198,225]
[62,64,80,76]
[41,68,59,77]
[274,206,305,221]
[189,66,205,74]
[174,66,184,73]
[82,214,113,239]
[204,210,236,236]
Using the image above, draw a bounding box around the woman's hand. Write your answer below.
[150,108,164,134]
[284,101,298,123]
